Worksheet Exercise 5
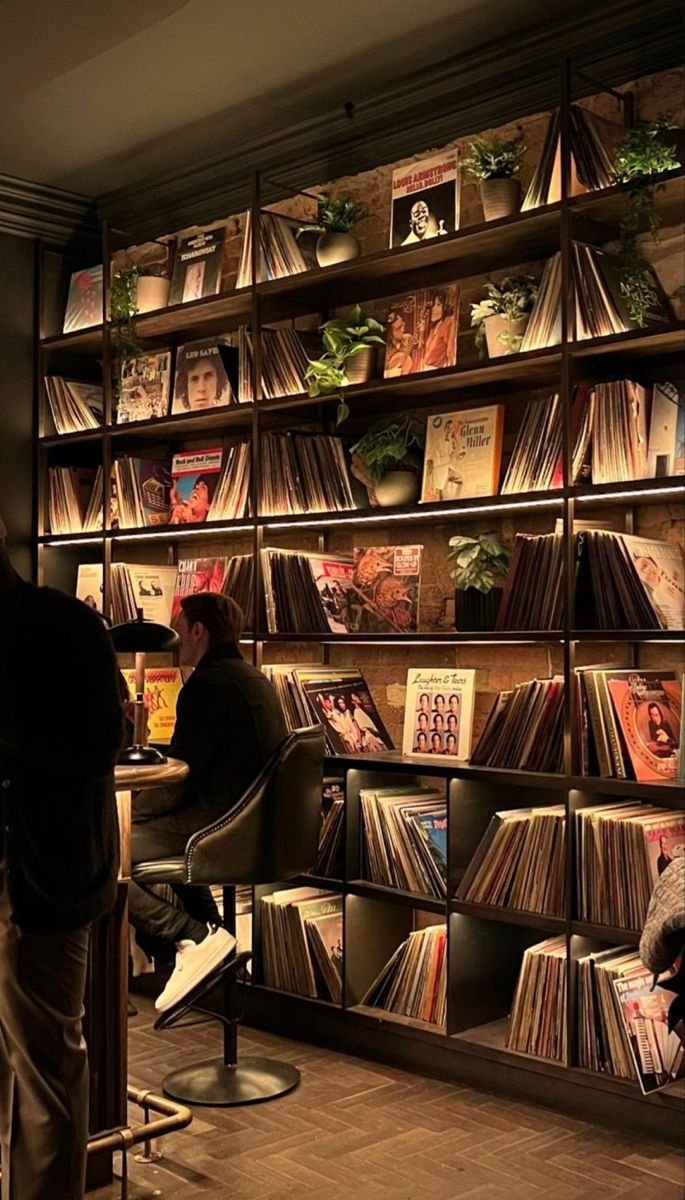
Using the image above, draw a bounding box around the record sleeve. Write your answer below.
[121,667,182,744]
[171,556,230,619]
[75,563,104,612]
[390,153,460,249]
[421,406,503,501]
[169,448,223,525]
[606,672,681,781]
[168,228,226,305]
[350,545,422,633]
[62,265,103,333]
[294,667,394,755]
[171,337,237,413]
[613,969,685,1093]
[117,349,172,424]
[384,286,459,377]
[402,668,476,759]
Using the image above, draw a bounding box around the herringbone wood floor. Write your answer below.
[92,998,685,1200]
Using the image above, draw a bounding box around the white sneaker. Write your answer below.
[155,927,236,1013]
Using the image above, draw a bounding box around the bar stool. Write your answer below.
[131,724,324,1106]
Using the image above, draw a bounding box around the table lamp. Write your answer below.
[110,608,180,766]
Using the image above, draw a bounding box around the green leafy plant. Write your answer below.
[462,136,527,180]
[110,269,141,394]
[470,275,538,353]
[304,304,385,421]
[447,533,513,594]
[612,116,682,327]
[110,268,140,358]
[350,414,424,484]
[298,193,368,236]
[613,115,680,183]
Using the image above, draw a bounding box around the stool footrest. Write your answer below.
[162,1056,300,1106]
[154,950,252,1032]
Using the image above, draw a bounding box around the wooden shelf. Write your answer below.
[570,320,685,360]
[41,325,103,354]
[325,754,566,787]
[263,630,562,644]
[569,169,685,231]
[449,899,565,934]
[257,204,562,320]
[568,775,685,801]
[348,1004,446,1037]
[570,920,640,946]
[261,348,561,415]
[107,403,254,441]
[347,880,445,913]
[259,488,562,529]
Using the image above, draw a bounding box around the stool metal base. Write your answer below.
[162,1056,300,1106]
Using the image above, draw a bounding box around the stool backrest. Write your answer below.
[184,725,325,886]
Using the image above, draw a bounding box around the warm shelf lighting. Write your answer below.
[43,535,102,546]
[576,485,684,503]
[113,523,253,542]
[263,496,561,530]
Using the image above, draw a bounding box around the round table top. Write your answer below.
[114,757,188,792]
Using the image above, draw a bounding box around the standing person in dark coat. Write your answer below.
[129,591,287,1012]
[0,512,123,1200]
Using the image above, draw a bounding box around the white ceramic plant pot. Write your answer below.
[343,345,376,386]
[315,232,361,267]
[136,275,170,313]
[483,313,529,358]
[374,470,419,507]
[480,178,521,222]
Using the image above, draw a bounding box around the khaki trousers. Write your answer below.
[0,859,90,1200]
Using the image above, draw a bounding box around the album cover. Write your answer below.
[168,228,226,305]
[606,672,681,782]
[117,349,172,424]
[349,545,422,633]
[169,448,223,525]
[171,556,230,619]
[402,668,476,759]
[62,265,103,333]
[294,668,394,756]
[390,154,460,249]
[384,285,459,377]
[421,405,504,501]
[121,667,183,744]
[171,337,238,413]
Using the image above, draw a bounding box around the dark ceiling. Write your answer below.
[1,0,604,198]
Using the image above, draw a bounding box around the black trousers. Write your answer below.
[0,858,90,1200]
[129,800,222,962]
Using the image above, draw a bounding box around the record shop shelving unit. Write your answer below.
[35,52,684,1141]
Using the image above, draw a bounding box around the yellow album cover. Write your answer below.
[122,667,182,745]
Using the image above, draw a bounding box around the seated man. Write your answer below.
[129,592,287,1011]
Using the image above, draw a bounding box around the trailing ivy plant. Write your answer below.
[461,136,526,180]
[349,414,424,484]
[304,304,385,423]
[446,532,513,594]
[298,193,368,236]
[470,275,538,354]
[110,268,140,390]
[613,115,682,326]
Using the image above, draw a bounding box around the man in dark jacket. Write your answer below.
[0,515,123,1200]
[129,591,287,1012]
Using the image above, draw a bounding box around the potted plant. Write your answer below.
[462,135,527,222]
[136,262,171,313]
[447,532,512,631]
[304,304,385,421]
[613,115,683,326]
[471,274,538,358]
[349,414,424,507]
[298,193,368,266]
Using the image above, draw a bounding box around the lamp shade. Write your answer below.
[109,616,180,654]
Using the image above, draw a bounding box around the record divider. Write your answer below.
[32,51,685,1140]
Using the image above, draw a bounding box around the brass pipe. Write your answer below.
[86,1086,192,1156]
